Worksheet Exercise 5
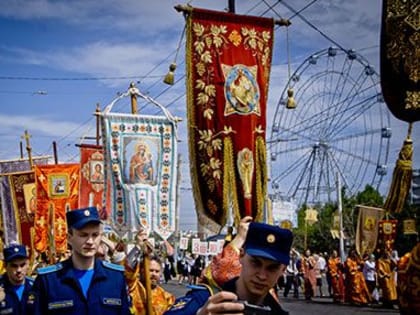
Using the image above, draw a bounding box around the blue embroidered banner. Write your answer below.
[102,112,178,240]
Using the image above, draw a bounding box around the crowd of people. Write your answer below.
[0,206,418,314]
[275,245,403,309]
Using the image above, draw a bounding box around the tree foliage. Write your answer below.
[292,184,420,256]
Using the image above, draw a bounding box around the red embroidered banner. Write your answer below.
[79,144,110,220]
[9,171,36,250]
[186,8,274,230]
[378,219,398,251]
[34,164,80,253]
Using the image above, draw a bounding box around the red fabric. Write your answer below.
[9,171,36,250]
[79,144,110,220]
[378,219,398,251]
[34,164,80,253]
[187,8,274,228]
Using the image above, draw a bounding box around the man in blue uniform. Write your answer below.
[0,244,33,315]
[29,206,130,315]
[164,221,293,315]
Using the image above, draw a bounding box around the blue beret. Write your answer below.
[66,207,101,229]
[244,222,293,265]
[4,244,28,263]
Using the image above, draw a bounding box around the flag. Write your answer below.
[378,219,398,251]
[0,156,50,245]
[102,112,178,240]
[9,171,36,249]
[380,0,420,123]
[34,163,80,253]
[186,8,274,231]
[355,205,385,256]
[79,144,111,220]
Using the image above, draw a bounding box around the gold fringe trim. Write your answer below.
[255,136,268,221]
[223,137,240,227]
[383,127,413,213]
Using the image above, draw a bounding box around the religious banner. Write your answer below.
[0,156,50,245]
[9,171,36,249]
[186,8,274,231]
[355,205,385,256]
[0,176,16,245]
[34,163,80,253]
[380,0,420,122]
[79,144,111,220]
[102,112,178,240]
[378,219,398,251]
[330,211,340,239]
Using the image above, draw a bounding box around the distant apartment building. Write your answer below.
[411,169,420,205]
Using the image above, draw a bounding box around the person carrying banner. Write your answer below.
[0,244,34,315]
[376,247,398,308]
[327,249,345,304]
[164,221,293,315]
[124,229,175,315]
[29,206,130,315]
[344,248,371,306]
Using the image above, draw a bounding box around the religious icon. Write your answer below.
[49,174,69,197]
[126,139,157,185]
[23,183,36,215]
[364,216,375,231]
[222,64,261,116]
[90,162,104,183]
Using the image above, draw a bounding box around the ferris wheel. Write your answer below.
[268,47,391,206]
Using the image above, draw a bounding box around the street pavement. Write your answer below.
[161,280,400,315]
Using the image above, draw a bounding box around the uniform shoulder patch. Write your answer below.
[102,260,125,272]
[25,276,35,285]
[37,263,63,275]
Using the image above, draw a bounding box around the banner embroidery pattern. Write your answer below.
[187,8,274,230]
[103,113,177,240]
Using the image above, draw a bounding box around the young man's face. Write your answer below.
[6,257,29,285]
[239,252,286,298]
[68,223,102,258]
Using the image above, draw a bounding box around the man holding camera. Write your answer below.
[164,221,293,315]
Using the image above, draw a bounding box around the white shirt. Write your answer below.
[363,260,376,281]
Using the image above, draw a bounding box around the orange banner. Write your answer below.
[79,144,110,220]
[34,164,80,253]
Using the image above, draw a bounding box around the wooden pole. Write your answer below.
[22,130,34,169]
[53,141,58,164]
[20,141,23,159]
[228,0,235,13]
[337,173,345,262]
[143,254,153,315]
[174,4,291,26]
[129,82,138,114]
[95,103,101,146]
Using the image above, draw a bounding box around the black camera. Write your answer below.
[238,301,271,315]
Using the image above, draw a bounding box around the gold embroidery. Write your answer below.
[237,148,254,199]
[406,91,420,110]
[385,1,420,83]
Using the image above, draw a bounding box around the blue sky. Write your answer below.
[0,0,418,232]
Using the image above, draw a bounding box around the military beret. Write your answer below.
[244,222,293,265]
[4,244,28,263]
[66,206,101,229]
